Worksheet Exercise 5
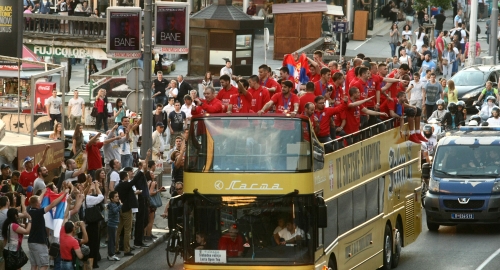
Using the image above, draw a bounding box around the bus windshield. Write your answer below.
[433,145,500,178]
[184,194,315,265]
[186,117,312,172]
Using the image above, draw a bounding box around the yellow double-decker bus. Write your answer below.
[173,113,422,270]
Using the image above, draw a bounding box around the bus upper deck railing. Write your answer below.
[23,13,107,39]
[326,118,398,152]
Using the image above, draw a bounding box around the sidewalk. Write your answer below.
[20,173,173,270]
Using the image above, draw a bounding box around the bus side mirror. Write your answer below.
[422,163,431,179]
[317,196,327,228]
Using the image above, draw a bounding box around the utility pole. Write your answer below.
[141,0,153,159]
[468,0,478,66]
[490,0,499,64]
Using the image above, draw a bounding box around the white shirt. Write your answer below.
[278,226,305,241]
[181,104,193,119]
[68,97,85,117]
[487,117,500,126]
[421,135,438,156]
[46,96,62,114]
[168,88,179,98]
[409,80,424,101]
[33,178,46,195]
[163,104,175,115]
[84,194,104,208]
[118,127,131,155]
[109,171,120,189]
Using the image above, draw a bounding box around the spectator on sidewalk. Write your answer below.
[95,89,110,133]
[1,171,24,194]
[132,150,151,249]
[118,117,134,168]
[167,101,186,149]
[46,90,62,131]
[20,145,49,204]
[84,181,104,268]
[68,91,85,130]
[152,122,166,161]
[107,159,121,195]
[152,71,168,107]
[1,164,11,181]
[103,125,128,173]
[63,153,88,185]
[177,75,193,106]
[107,191,122,261]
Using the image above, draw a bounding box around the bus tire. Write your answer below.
[391,219,403,268]
[328,255,337,270]
[382,224,393,270]
[427,220,440,231]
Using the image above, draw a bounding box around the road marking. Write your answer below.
[353,38,372,51]
[476,247,500,270]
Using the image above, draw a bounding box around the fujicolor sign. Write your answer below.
[27,45,108,59]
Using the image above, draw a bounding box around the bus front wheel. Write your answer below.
[427,220,440,231]
[382,224,393,270]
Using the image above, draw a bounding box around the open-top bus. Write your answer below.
[171,113,422,270]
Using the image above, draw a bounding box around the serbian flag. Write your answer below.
[282,53,309,90]
[41,189,67,238]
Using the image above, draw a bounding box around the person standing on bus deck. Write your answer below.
[298,82,316,114]
[192,86,223,114]
[314,68,333,97]
[345,87,388,144]
[259,64,281,95]
[257,80,299,116]
[314,95,348,153]
[303,102,320,136]
[247,75,271,113]
[218,225,244,257]
[216,75,239,112]
[227,80,253,114]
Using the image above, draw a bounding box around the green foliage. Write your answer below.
[412,0,451,12]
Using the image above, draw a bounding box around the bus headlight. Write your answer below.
[492,181,500,193]
[429,177,440,193]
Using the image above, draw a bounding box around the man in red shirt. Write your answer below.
[314,68,333,97]
[228,80,253,114]
[345,87,388,143]
[298,82,316,114]
[20,145,50,205]
[307,64,321,83]
[380,91,424,143]
[258,64,281,95]
[383,64,411,100]
[87,133,105,178]
[327,61,341,75]
[435,30,445,69]
[345,58,362,89]
[258,80,299,115]
[248,75,271,113]
[216,74,238,112]
[279,66,295,83]
[193,86,224,114]
[218,225,244,257]
[60,221,86,269]
[303,102,320,135]
[314,95,348,153]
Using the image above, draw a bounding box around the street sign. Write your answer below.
[332,21,349,33]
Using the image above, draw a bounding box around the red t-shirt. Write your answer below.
[365,78,380,108]
[193,98,224,114]
[95,98,104,113]
[298,92,316,114]
[60,227,81,260]
[86,142,103,170]
[260,77,282,94]
[349,78,369,100]
[345,68,356,90]
[216,86,238,108]
[314,103,347,137]
[344,100,365,135]
[436,36,444,53]
[307,73,321,83]
[218,234,244,257]
[314,80,332,97]
[20,164,38,188]
[248,86,271,112]
[271,93,300,114]
[372,74,387,104]
[229,92,253,113]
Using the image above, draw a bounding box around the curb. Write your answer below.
[104,232,169,270]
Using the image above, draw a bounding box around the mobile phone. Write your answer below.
[2,180,7,185]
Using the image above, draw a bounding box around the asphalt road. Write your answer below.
[128,211,500,270]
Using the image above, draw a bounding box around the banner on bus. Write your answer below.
[154,2,189,54]
[106,7,142,58]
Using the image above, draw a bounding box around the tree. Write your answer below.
[412,0,451,13]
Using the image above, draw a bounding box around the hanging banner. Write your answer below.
[155,2,189,54]
[0,0,23,64]
[106,7,142,58]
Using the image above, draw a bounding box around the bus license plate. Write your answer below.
[451,213,474,219]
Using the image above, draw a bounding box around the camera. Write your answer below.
[2,180,7,185]
[328,85,333,91]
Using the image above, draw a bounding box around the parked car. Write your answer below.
[37,130,106,165]
[454,65,500,112]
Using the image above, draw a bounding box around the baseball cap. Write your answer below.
[156,122,165,127]
[0,164,9,170]
[23,156,34,164]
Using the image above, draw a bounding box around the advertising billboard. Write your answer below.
[35,82,56,114]
[155,2,189,54]
[106,7,142,58]
[0,0,23,64]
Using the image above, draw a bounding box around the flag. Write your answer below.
[282,53,309,90]
[41,189,67,238]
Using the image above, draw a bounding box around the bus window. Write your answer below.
[187,117,312,172]
[312,135,324,171]
[185,194,315,265]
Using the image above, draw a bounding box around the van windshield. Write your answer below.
[433,145,500,178]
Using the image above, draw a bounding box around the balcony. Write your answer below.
[23,13,107,48]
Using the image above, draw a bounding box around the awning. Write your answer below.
[0,45,44,71]
[326,5,344,16]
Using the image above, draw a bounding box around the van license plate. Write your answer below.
[451,213,474,219]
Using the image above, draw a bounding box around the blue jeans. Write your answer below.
[54,254,61,270]
[121,154,133,168]
[390,43,397,57]
[60,260,73,270]
[108,226,117,256]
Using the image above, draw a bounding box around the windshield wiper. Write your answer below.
[433,169,455,176]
